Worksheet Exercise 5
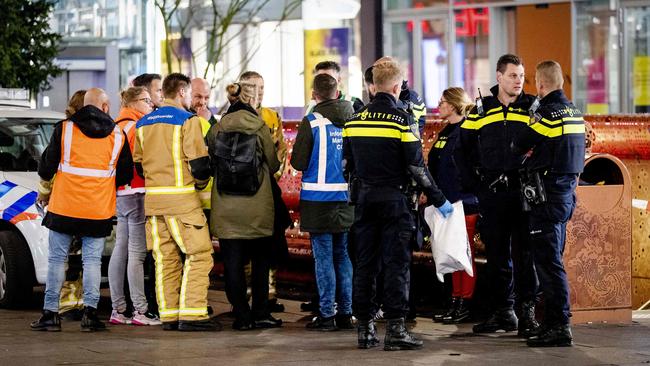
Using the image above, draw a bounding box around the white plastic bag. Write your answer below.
[424,201,473,282]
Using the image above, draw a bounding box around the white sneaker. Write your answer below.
[131,311,162,326]
[109,310,132,325]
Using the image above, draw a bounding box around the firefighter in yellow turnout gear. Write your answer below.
[133,73,220,331]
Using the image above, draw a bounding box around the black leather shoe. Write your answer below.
[268,298,285,313]
[443,298,471,324]
[472,309,518,333]
[232,314,255,330]
[178,318,222,332]
[162,321,178,331]
[527,324,573,347]
[434,297,458,322]
[357,319,380,349]
[335,314,355,330]
[80,306,107,332]
[30,310,61,331]
[384,318,423,351]
[517,301,540,338]
[306,315,337,331]
[254,314,282,328]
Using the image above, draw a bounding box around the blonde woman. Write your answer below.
[427,87,479,324]
[107,87,160,326]
[207,81,282,330]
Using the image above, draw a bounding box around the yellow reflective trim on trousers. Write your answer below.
[150,216,167,313]
[159,309,179,316]
[146,185,195,195]
[167,217,189,311]
[564,124,585,134]
[345,121,410,130]
[179,308,208,316]
[172,125,183,187]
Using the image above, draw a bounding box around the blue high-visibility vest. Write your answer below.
[300,112,348,202]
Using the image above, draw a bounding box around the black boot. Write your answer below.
[527,324,573,347]
[433,297,458,322]
[335,313,355,330]
[306,315,337,331]
[357,319,380,349]
[472,309,518,333]
[384,318,423,351]
[443,298,470,324]
[30,310,61,332]
[80,306,107,332]
[517,301,540,338]
[179,318,222,331]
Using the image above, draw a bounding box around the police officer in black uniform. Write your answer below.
[363,62,430,322]
[344,60,453,351]
[454,54,540,337]
[365,62,427,135]
[512,60,585,347]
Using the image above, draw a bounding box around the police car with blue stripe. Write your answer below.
[0,90,112,308]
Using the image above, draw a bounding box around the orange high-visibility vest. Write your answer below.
[48,121,125,220]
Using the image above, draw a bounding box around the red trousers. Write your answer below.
[451,214,478,299]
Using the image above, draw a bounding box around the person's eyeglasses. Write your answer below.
[137,98,152,104]
[438,100,448,107]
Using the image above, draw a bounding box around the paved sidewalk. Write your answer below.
[1,290,649,366]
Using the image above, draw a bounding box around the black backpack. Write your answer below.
[214,131,262,196]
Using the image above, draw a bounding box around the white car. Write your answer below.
[0,107,118,308]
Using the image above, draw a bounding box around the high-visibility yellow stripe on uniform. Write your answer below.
[531,117,585,137]
[434,140,446,149]
[167,217,189,311]
[531,122,562,137]
[145,185,195,195]
[138,127,144,149]
[159,308,179,317]
[564,124,586,134]
[486,106,503,115]
[507,112,530,124]
[179,308,208,316]
[150,216,167,315]
[343,127,419,142]
[172,125,183,187]
[412,102,426,120]
[461,118,482,130]
[345,121,410,130]
[479,112,506,127]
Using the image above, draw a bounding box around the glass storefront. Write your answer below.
[385,0,650,114]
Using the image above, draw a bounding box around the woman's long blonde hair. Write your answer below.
[443,87,474,116]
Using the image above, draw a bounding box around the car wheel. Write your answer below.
[0,230,35,308]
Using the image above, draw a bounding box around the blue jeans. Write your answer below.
[44,230,105,312]
[310,232,353,318]
[109,194,148,313]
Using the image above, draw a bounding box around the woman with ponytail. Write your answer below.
[427,87,480,324]
[206,81,282,330]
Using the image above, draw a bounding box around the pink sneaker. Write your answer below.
[131,311,162,326]
[109,310,132,325]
